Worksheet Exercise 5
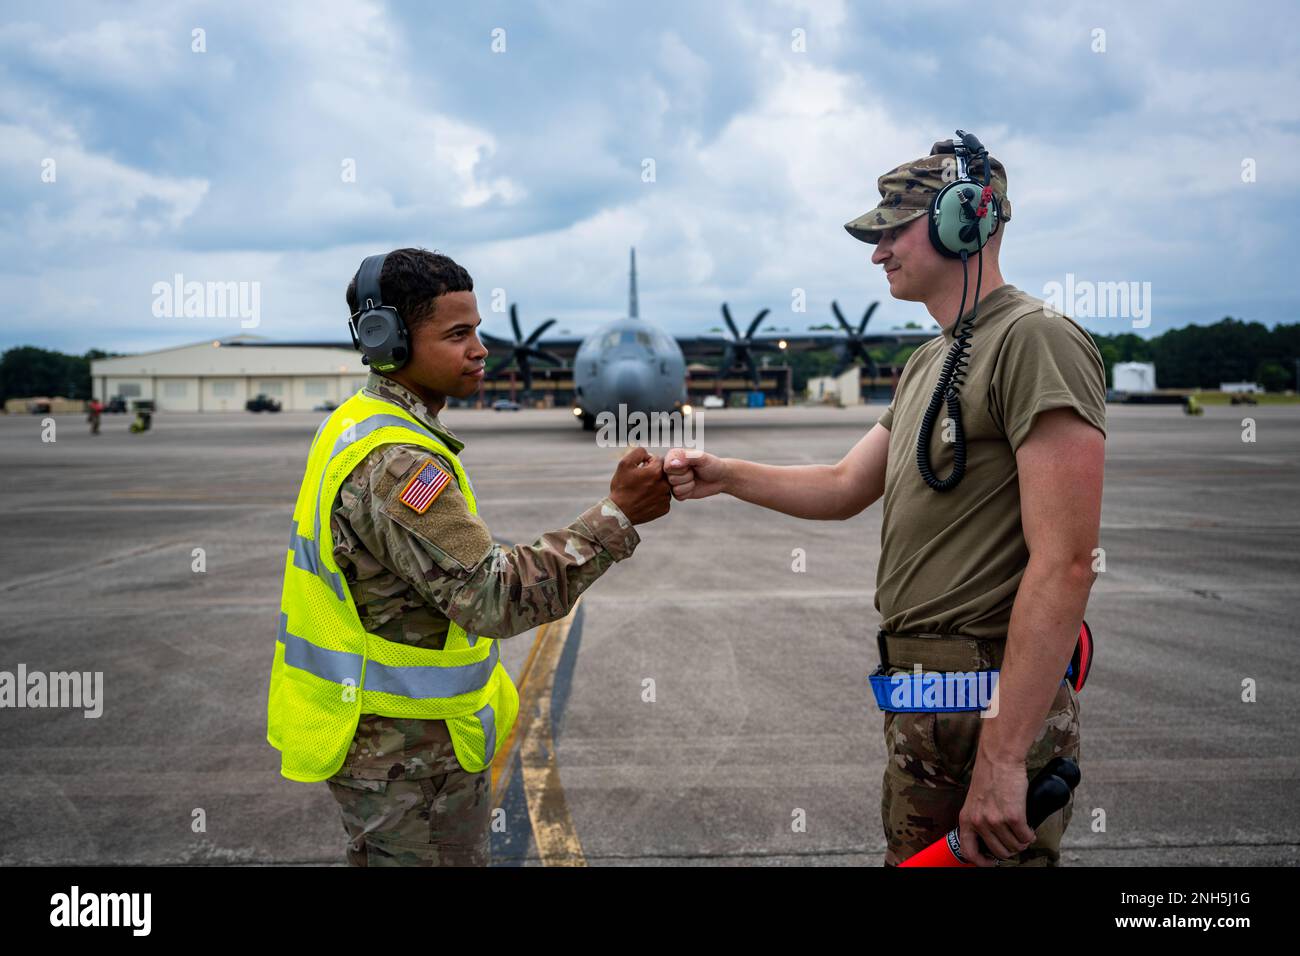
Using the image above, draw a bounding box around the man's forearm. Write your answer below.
[721,458,853,519]
[439,498,637,639]
[977,554,1095,764]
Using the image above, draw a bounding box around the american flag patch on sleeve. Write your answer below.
[398,461,452,514]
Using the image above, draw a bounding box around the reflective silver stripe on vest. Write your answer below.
[475,702,497,761]
[365,641,499,700]
[329,413,435,461]
[276,613,496,702]
[278,613,363,685]
[288,522,346,601]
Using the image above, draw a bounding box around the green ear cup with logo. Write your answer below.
[928,180,1000,259]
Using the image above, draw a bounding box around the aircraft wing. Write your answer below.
[672,330,936,361]
[484,328,937,365]
[479,331,586,363]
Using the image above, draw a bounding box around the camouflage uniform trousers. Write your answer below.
[881,679,1080,866]
[325,719,493,867]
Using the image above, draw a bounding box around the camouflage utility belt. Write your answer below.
[868,623,1093,713]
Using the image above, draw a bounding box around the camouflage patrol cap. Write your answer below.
[844,139,1012,244]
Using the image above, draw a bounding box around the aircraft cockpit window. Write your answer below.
[618,330,653,349]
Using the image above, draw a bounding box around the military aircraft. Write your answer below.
[480,248,935,430]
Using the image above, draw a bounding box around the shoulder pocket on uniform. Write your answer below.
[380,454,493,573]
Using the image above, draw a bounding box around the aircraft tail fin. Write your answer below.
[629,247,639,319]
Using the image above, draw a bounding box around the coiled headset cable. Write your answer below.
[915,244,984,492]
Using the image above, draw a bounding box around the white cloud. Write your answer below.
[283,1,524,214]
[0,18,185,91]
[0,0,1295,352]
[453,53,940,335]
[0,123,209,246]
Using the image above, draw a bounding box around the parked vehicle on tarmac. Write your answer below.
[246,394,283,413]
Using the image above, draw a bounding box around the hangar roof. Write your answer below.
[91,336,365,376]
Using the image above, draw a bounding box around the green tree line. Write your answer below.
[1091,318,1300,392]
[770,317,1300,393]
[0,347,117,405]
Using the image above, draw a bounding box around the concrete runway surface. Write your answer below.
[0,403,1296,865]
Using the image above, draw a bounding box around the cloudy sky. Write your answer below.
[1,0,1295,354]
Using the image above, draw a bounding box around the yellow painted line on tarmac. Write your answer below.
[490,602,556,798]
[491,599,586,866]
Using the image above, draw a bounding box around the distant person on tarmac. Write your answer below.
[666,134,1106,867]
[87,398,102,435]
[267,247,672,866]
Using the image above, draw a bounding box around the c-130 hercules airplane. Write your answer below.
[481,248,934,429]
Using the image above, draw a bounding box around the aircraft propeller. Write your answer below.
[483,304,565,394]
[830,300,881,379]
[718,303,779,387]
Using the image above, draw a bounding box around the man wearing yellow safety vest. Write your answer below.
[267,247,671,866]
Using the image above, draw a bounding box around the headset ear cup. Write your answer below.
[355,306,409,373]
[928,182,964,259]
[929,181,996,258]
[927,187,953,258]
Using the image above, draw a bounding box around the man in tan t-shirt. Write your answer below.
[665,138,1106,866]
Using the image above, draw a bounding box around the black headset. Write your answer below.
[347,253,410,373]
[915,130,1000,492]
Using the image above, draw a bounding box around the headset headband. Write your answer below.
[355,253,387,313]
[954,129,991,187]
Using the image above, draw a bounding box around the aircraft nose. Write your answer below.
[611,360,653,412]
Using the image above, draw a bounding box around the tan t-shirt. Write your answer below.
[874,283,1106,640]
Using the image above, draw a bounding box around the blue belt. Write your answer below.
[869,628,1077,713]
[868,664,1075,713]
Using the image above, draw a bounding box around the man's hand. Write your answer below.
[957,755,1036,866]
[664,447,727,500]
[608,445,671,525]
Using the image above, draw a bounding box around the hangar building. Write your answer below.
[90,336,368,412]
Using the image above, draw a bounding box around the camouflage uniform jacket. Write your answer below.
[328,371,639,781]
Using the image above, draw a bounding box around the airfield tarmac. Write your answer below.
[0,402,1296,866]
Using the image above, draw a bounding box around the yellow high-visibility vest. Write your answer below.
[266,389,518,782]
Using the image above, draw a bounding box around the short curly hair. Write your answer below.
[346,247,474,331]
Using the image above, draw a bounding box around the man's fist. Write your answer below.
[608,445,672,525]
[664,447,727,500]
